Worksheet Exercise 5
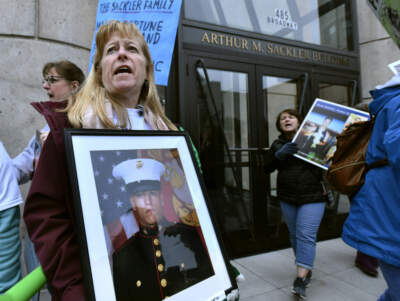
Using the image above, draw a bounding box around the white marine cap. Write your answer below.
[112,158,165,194]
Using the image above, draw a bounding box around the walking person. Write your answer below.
[264,109,326,299]
[342,74,400,301]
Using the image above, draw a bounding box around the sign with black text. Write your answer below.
[89,0,182,86]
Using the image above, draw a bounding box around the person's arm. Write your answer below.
[12,135,37,184]
[23,132,85,301]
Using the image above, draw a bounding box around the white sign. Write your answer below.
[267,8,298,31]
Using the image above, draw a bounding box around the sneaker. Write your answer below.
[304,270,312,287]
[292,277,307,299]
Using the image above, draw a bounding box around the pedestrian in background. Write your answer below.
[264,108,326,300]
[13,60,85,185]
[342,74,400,301]
[12,60,84,301]
[0,141,23,293]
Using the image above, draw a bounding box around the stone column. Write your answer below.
[357,0,400,101]
[0,0,97,159]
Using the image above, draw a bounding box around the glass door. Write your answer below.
[192,58,259,257]
[313,75,357,222]
[183,56,308,257]
[255,66,308,251]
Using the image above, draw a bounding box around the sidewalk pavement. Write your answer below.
[37,238,387,301]
[232,238,387,301]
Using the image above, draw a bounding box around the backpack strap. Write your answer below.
[366,158,389,171]
[365,113,389,171]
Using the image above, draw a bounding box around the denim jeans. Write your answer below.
[280,201,325,270]
[377,260,400,301]
[0,206,21,293]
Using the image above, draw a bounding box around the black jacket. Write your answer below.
[112,219,214,301]
[264,135,325,206]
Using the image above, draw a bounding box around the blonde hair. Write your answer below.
[66,20,177,130]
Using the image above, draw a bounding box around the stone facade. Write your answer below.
[357,0,400,100]
[0,0,96,198]
[0,0,399,183]
[0,0,96,158]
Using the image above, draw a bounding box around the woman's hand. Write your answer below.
[274,142,299,160]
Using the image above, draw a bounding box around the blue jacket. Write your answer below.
[342,76,400,267]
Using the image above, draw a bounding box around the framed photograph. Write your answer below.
[292,98,370,170]
[64,129,236,301]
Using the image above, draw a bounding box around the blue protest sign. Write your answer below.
[89,0,182,86]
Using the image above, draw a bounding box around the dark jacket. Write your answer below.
[112,218,214,301]
[23,101,86,301]
[264,135,325,206]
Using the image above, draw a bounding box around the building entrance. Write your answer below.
[182,55,321,257]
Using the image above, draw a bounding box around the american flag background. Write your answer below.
[89,148,200,254]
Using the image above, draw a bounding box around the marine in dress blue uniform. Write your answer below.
[112,158,214,301]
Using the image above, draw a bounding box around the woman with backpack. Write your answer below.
[264,108,326,300]
[342,75,400,301]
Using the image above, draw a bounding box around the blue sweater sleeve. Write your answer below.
[383,99,400,167]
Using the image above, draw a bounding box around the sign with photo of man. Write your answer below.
[292,98,370,170]
[65,130,236,301]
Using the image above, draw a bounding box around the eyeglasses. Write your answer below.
[42,76,64,85]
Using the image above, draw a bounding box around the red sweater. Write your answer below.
[24,101,86,300]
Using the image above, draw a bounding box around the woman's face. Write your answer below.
[42,67,77,101]
[279,112,299,134]
[100,32,147,106]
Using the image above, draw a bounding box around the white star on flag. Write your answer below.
[103,193,109,200]
[108,178,113,184]
[116,200,123,208]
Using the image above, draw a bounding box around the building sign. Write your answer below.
[183,27,355,69]
[267,8,298,31]
[89,0,182,86]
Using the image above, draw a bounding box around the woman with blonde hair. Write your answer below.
[23,20,177,300]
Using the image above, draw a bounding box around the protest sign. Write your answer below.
[292,98,370,170]
[89,0,182,86]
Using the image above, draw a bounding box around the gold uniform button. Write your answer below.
[136,280,141,287]
[158,264,164,272]
[161,279,167,287]
[156,250,162,257]
[153,239,159,246]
